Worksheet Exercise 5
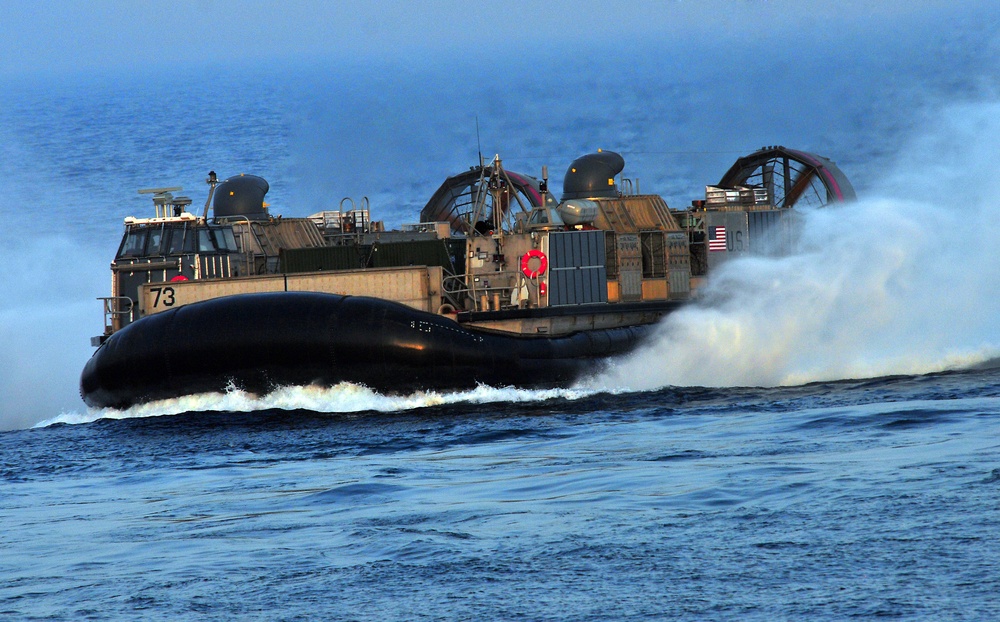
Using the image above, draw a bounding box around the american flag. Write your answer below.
[708,226,727,252]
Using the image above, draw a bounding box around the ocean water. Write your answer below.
[4,22,1000,619]
[4,376,1000,620]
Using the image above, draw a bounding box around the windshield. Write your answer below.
[116,224,239,258]
[117,229,148,258]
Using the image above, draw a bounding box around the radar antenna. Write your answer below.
[138,186,184,219]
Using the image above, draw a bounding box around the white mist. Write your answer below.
[586,101,1000,391]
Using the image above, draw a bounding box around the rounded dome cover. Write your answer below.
[214,174,269,220]
[562,151,625,200]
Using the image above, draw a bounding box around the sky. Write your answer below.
[1,0,991,77]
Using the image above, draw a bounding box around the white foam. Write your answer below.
[33,382,602,428]
[583,101,1000,392]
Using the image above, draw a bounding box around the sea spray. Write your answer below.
[0,236,107,431]
[584,101,1000,391]
[35,382,602,428]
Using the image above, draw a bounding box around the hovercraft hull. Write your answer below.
[80,291,653,409]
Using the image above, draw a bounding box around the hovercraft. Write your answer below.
[81,147,854,409]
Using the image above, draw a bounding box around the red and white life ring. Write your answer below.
[520,249,548,279]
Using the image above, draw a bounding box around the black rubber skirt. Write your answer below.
[80,292,653,409]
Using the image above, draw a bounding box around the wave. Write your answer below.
[33,382,604,428]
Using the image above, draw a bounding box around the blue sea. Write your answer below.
[3,17,1000,620]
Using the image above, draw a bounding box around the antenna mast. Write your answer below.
[476,116,483,168]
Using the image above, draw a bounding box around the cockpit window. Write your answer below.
[211,227,239,252]
[182,228,197,252]
[197,229,214,252]
[147,226,165,256]
[118,229,148,258]
[167,227,186,254]
[119,224,238,256]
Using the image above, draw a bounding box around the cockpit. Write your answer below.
[116,224,239,259]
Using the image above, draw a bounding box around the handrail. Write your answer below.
[99,296,134,335]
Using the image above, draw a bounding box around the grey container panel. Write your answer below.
[548,230,608,306]
[748,210,794,255]
[550,264,608,306]
[548,229,605,269]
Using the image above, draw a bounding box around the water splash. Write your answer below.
[34,382,601,428]
[584,101,1000,391]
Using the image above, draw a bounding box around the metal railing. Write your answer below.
[98,296,134,335]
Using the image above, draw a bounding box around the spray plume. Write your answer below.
[586,101,1000,391]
